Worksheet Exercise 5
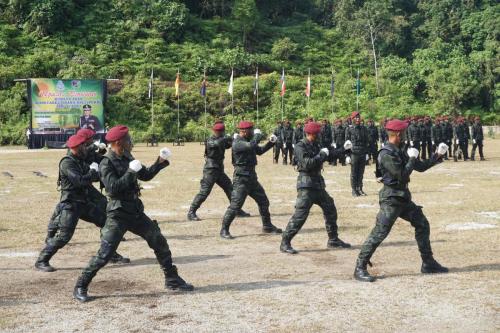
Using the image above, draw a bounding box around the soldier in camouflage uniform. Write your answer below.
[73,126,193,302]
[345,112,370,196]
[280,122,351,254]
[281,120,294,165]
[220,121,282,239]
[422,116,433,160]
[471,116,485,161]
[354,119,449,282]
[187,122,249,221]
[35,132,129,273]
[366,119,379,164]
[273,121,283,164]
[331,119,346,166]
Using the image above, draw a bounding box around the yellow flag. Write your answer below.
[175,73,180,97]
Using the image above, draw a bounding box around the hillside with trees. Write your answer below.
[0,0,498,143]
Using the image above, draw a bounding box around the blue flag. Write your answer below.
[200,77,207,97]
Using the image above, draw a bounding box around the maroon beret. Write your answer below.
[304,122,322,134]
[385,119,408,132]
[237,121,254,129]
[213,122,225,131]
[351,111,360,119]
[105,125,129,142]
[76,128,95,140]
[66,134,87,148]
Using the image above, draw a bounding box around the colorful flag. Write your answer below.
[200,76,207,97]
[253,69,259,96]
[356,69,361,96]
[305,71,311,97]
[175,72,180,97]
[148,69,153,99]
[280,68,286,97]
[228,69,234,95]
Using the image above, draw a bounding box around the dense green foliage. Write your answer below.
[0,0,498,143]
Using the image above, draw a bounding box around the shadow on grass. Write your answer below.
[374,262,500,280]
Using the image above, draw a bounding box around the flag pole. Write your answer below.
[331,68,335,120]
[307,68,310,112]
[177,69,180,141]
[281,68,284,121]
[203,69,207,142]
[356,69,360,112]
[231,67,234,129]
[256,66,259,127]
[151,69,154,130]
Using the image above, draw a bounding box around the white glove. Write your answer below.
[254,129,262,135]
[346,156,351,164]
[381,143,385,148]
[366,154,369,161]
[456,139,459,144]
[89,162,99,172]
[320,148,329,157]
[432,141,435,145]
[129,160,143,172]
[420,141,422,145]
[343,140,352,150]
[331,143,337,148]
[292,144,295,148]
[160,147,171,160]
[376,177,383,183]
[410,141,414,147]
[473,139,476,144]
[94,141,106,150]
[269,134,277,143]
[437,143,449,155]
[405,140,408,144]
[407,148,419,159]
[283,143,286,148]
[233,133,238,139]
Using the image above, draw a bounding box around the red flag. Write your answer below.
[280,68,286,97]
[305,72,311,97]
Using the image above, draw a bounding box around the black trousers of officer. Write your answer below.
[222,175,272,228]
[350,153,366,190]
[421,140,432,160]
[283,188,338,240]
[471,140,484,159]
[190,168,232,211]
[282,144,293,164]
[446,139,453,157]
[80,206,173,284]
[357,197,433,264]
[273,144,283,163]
[368,144,378,163]
[38,188,107,262]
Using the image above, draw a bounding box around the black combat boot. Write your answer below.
[327,237,351,249]
[164,265,194,291]
[280,236,298,254]
[421,256,449,274]
[220,225,233,239]
[35,248,56,272]
[187,208,201,221]
[358,187,367,196]
[236,210,251,218]
[352,189,360,197]
[109,252,131,264]
[354,259,375,282]
[262,219,282,234]
[73,274,92,302]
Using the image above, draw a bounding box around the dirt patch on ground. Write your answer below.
[0,141,499,332]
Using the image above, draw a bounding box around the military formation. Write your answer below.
[34,113,487,302]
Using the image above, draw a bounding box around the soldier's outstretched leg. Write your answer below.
[217,172,250,218]
[220,178,248,239]
[188,170,216,221]
[318,191,350,249]
[45,203,63,243]
[74,215,124,302]
[401,203,448,274]
[249,181,281,234]
[281,190,312,254]
[354,200,401,282]
[36,203,80,272]
[350,155,360,196]
[129,213,193,291]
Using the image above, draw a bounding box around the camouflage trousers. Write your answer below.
[357,197,433,264]
[222,175,271,228]
[190,168,232,211]
[38,188,107,261]
[350,153,366,189]
[283,188,338,240]
[80,207,173,283]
